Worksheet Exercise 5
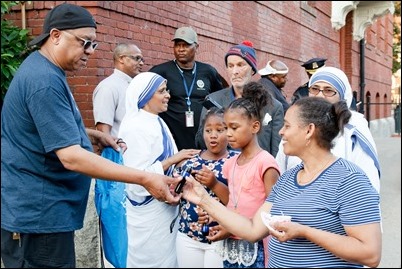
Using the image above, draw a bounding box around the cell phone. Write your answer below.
[202,96,222,110]
[174,165,192,194]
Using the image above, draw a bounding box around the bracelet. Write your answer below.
[116,138,126,144]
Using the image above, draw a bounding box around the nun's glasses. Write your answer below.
[308,86,337,97]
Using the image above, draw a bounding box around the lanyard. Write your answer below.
[175,61,197,109]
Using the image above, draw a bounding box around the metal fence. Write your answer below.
[365,96,401,135]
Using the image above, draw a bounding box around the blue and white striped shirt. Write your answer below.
[267,158,381,268]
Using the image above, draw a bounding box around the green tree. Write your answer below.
[1,1,31,104]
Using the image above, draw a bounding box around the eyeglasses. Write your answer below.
[121,55,144,63]
[308,86,338,97]
[63,31,98,50]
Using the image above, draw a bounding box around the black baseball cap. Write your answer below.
[28,3,97,47]
[301,57,327,74]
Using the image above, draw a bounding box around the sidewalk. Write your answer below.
[375,137,401,268]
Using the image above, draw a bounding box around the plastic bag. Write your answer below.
[94,147,127,268]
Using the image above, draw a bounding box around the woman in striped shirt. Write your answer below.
[181,96,381,268]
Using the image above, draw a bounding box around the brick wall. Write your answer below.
[9,1,394,125]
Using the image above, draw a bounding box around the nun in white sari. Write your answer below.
[275,66,381,193]
[118,72,180,267]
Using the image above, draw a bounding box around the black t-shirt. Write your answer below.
[291,83,309,104]
[149,60,223,150]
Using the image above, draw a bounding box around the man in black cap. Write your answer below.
[290,57,326,104]
[1,3,180,268]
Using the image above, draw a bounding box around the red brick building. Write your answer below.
[4,2,396,266]
[9,1,395,135]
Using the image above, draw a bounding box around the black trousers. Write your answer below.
[1,228,75,268]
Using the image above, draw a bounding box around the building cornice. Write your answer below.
[331,1,395,41]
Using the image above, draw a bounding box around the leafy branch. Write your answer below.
[1,1,32,102]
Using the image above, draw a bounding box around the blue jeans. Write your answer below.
[1,228,75,268]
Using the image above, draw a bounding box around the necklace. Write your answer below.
[230,162,251,211]
[230,151,262,211]
[297,155,334,185]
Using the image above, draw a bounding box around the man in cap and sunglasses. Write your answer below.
[1,3,180,268]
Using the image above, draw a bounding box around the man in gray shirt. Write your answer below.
[93,43,144,137]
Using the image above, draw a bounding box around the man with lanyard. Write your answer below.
[150,26,223,150]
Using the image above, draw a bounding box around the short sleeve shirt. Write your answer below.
[93,69,132,137]
[1,51,92,233]
[266,158,381,268]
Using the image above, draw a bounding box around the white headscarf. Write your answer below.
[309,66,353,108]
[122,71,175,177]
[124,72,166,119]
[308,66,381,178]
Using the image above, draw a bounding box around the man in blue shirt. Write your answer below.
[1,4,179,268]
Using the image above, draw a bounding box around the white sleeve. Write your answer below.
[119,118,165,198]
[93,80,118,127]
[275,141,287,174]
[348,144,380,193]
[275,140,302,174]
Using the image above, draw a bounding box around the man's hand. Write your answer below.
[142,173,182,204]
[86,128,127,153]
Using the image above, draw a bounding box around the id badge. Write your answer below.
[185,111,194,127]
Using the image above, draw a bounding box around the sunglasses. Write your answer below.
[63,31,98,50]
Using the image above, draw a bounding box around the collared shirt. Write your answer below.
[93,68,132,137]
